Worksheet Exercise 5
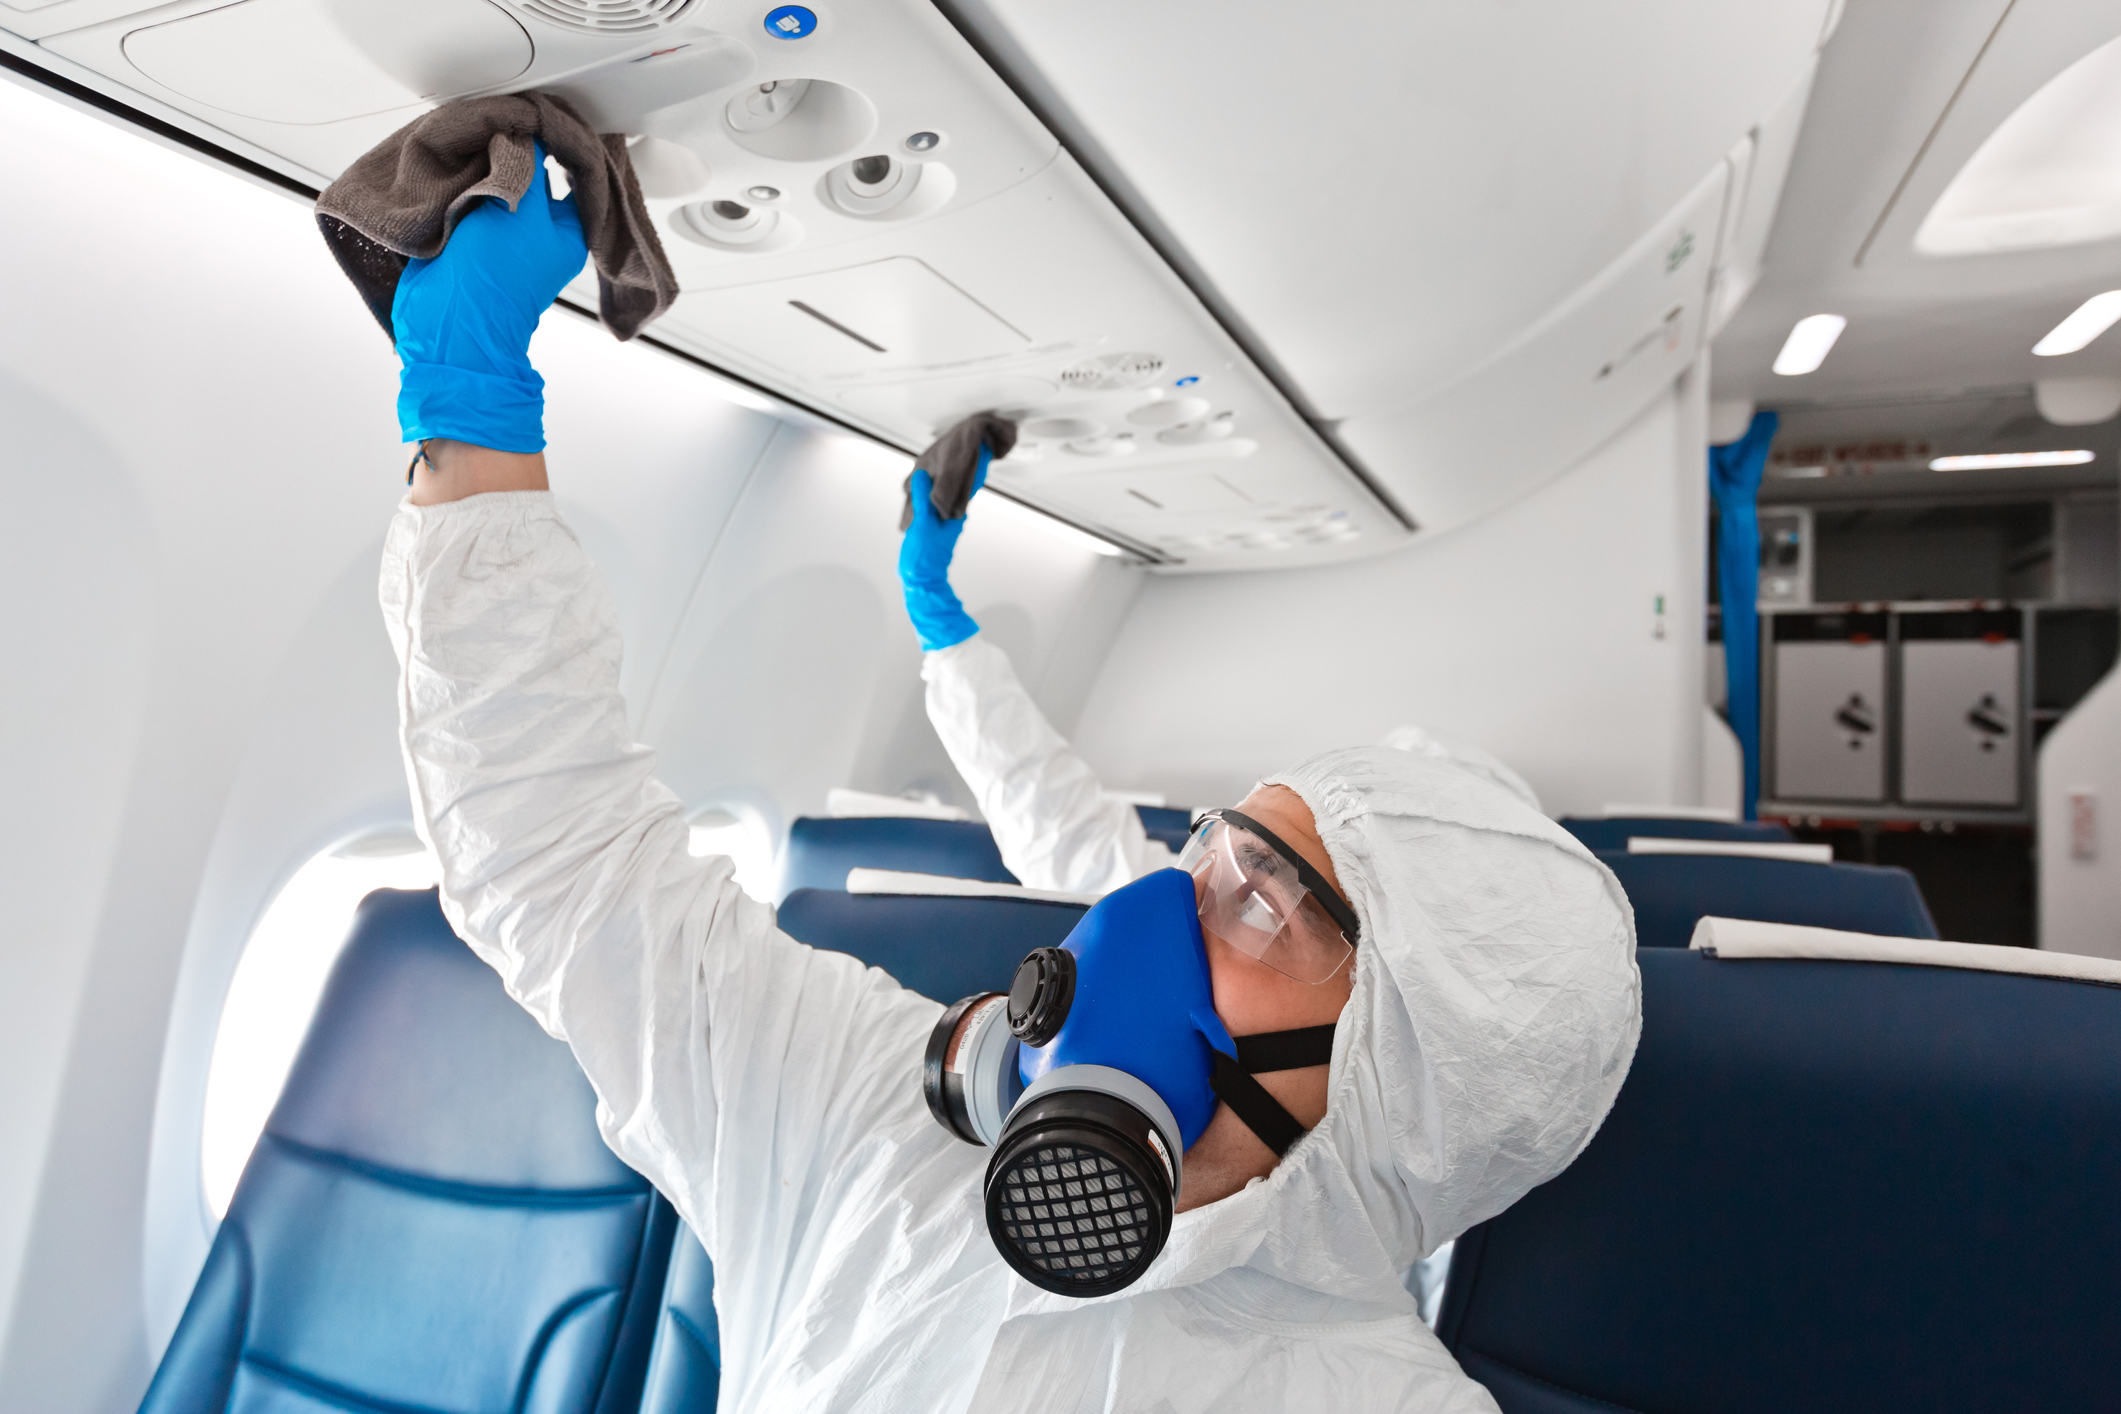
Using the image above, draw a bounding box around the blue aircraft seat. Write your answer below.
[1436,945,2121,1413]
[1596,850,1935,948]
[637,1226,721,1414]
[140,886,677,1414]
[1559,816,1794,852]
[776,887,1090,1003]
[1136,805,1196,852]
[777,817,1018,899]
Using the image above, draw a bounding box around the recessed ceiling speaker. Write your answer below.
[497,0,695,35]
[1061,353,1164,391]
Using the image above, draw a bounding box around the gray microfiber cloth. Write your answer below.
[315,92,677,342]
[899,413,1020,529]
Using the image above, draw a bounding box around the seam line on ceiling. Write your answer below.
[1851,0,2021,268]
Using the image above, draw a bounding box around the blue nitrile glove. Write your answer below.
[898,449,990,651]
[392,145,588,453]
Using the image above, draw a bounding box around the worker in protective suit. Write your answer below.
[900,458,1545,892]
[379,156,1640,1412]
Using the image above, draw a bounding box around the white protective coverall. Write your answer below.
[381,492,1642,1414]
[922,636,1546,891]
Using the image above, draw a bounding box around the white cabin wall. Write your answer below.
[1072,373,1711,817]
[2039,659,2121,961]
[0,78,1132,1412]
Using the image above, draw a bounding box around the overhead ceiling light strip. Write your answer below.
[1929,450,2094,471]
[1772,314,1847,375]
[2032,292,2121,356]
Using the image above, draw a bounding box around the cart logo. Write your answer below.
[1966,694,2010,751]
[1834,694,1876,743]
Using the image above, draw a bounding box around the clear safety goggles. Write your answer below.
[1176,809,1359,985]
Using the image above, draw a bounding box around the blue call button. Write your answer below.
[764,5,817,38]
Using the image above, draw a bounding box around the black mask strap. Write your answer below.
[1207,1022,1338,1159]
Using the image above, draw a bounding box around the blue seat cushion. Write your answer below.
[1438,947,2121,1413]
[776,888,1089,1003]
[140,888,674,1414]
[1596,850,1935,947]
[778,817,1017,899]
[1559,817,1793,852]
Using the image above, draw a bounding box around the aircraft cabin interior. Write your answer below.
[4,0,2121,1410]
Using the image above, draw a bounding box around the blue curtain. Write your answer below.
[1708,410,1778,820]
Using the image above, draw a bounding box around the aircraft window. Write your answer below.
[688,804,776,898]
[200,832,439,1218]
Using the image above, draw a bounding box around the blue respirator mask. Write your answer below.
[923,809,1359,1296]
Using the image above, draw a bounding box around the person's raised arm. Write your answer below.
[375,155,939,1259]
[898,450,1167,895]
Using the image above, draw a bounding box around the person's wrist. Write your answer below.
[407,440,549,506]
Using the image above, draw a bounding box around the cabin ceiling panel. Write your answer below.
[941,0,1830,535]
[958,0,1832,420]
[1714,0,2121,414]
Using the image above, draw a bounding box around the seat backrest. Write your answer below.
[1136,805,1196,852]
[140,887,675,1414]
[775,887,1090,1002]
[777,816,1018,899]
[1559,816,1794,852]
[778,806,1194,899]
[1596,850,1935,947]
[1437,946,2121,1414]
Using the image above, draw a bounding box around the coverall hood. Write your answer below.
[1008,744,1641,1316]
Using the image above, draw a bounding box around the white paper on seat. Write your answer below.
[845,869,1097,906]
[825,788,971,822]
[1691,917,2121,988]
[1627,838,1834,863]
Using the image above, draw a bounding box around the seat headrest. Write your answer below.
[776,888,1088,1003]
[845,868,1097,904]
[1628,838,1834,863]
[1692,916,2121,988]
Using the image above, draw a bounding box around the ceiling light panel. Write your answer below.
[2033,292,2121,357]
[1772,313,1846,375]
[1917,31,2121,257]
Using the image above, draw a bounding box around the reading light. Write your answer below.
[2033,292,2121,356]
[1929,450,2095,471]
[1772,314,1846,375]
